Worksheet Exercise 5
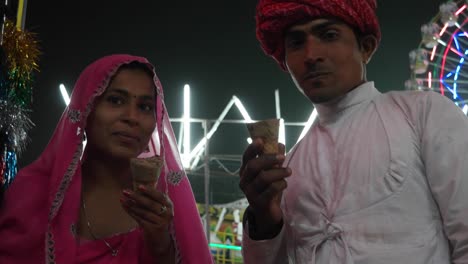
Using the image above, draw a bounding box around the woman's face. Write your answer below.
[85,68,156,160]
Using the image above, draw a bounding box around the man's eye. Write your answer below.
[286,38,304,49]
[322,30,339,40]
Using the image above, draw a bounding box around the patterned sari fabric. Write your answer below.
[0,54,213,264]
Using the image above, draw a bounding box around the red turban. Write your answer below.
[256,0,381,70]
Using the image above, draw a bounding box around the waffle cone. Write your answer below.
[247,118,280,154]
[130,156,164,190]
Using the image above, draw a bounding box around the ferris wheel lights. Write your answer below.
[430,46,437,61]
[450,46,464,57]
[440,1,459,27]
[421,23,440,48]
[410,0,468,110]
[438,39,448,46]
[405,79,423,91]
[440,23,449,36]
[404,78,437,92]
[456,4,467,15]
[454,36,461,50]
[409,49,429,74]
[462,105,468,115]
[428,72,433,89]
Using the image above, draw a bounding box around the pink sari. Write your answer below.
[0,54,213,264]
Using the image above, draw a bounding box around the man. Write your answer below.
[239,0,468,263]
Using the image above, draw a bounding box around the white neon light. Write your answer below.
[279,118,286,146]
[428,72,432,89]
[233,96,252,122]
[182,84,191,167]
[214,207,227,233]
[297,109,318,143]
[188,96,255,169]
[177,123,183,153]
[188,98,236,169]
[60,84,87,151]
[234,209,243,242]
[60,84,70,106]
[275,89,281,118]
[275,89,286,147]
[463,105,468,115]
[189,138,207,169]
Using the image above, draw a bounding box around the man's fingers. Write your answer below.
[240,139,264,176]
[278,143,286,156]
[241,167,291,203]
[261,180,288,200]
[250,167,291,193]
[243,179,287,216]
[241,154,286,183]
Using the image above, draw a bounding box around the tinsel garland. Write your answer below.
[0,18,39,192]
[0,146,17,188]
[0,100,34,154]
[1,19,39,106]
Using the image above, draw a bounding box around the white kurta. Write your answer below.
[242,82,468,264]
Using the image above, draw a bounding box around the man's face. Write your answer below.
[86,68,156,160]
[284,18,375,103]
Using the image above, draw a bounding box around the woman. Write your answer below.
[0,54,213,263]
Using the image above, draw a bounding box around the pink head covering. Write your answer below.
[256,0,381,70]
[0,54,213,263]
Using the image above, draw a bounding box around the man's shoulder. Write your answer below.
[387,89,457,106]
[377,89,449,110]
[374,89,465,125]
[381,89,436,101]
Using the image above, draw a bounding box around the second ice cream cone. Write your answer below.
[247,118,280,154]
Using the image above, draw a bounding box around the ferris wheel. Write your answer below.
[407,0,468,114]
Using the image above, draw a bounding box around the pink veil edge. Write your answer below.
[0,54,213,264]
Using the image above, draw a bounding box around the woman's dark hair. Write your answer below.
[118,61,155,79]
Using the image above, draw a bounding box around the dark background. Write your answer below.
[20,0,446,202]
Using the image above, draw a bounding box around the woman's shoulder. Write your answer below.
[1,162,49,221]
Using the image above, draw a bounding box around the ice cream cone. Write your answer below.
[130,156,164,191]
[247,118,280,154]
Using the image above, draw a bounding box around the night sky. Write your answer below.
[20,0,444,169]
